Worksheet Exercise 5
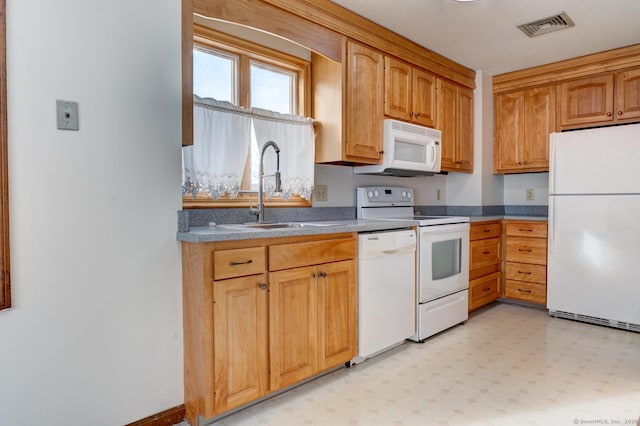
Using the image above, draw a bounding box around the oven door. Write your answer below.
[418,223,470,303]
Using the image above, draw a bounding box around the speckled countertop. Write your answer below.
[177,219,420,243]
[469,215,548,223]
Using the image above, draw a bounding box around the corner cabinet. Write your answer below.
[437,79,474,173]
[384,56,437,127]
[312,39,384,164]
[181,234,357,425]
[494,85,555,173]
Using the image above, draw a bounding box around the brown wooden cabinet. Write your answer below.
[503,220,547,305]
[312,39,384,164]
[438,79,473,173]
[559,67,640,129]
[469,221,501,311]
[384,56,437,127]
[494,85,555,174]
[182,233,357,424]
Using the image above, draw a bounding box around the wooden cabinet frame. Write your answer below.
[0,0,10,311]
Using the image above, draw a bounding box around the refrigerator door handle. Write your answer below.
[548,197,555,255]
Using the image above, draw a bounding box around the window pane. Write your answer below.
[193,48,236,103]
[250,62,295,114]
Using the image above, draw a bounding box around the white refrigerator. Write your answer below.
[548,123,640,331]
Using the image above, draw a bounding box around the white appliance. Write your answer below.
[353,119,441,176]
[354,229,417,364]
[356,187,470,342]
[548,123,640,332]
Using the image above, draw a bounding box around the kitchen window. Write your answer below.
[184,25,311,208]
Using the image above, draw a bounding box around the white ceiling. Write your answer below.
[330,0,640,76]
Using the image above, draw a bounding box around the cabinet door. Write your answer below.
[456,86,474,172]
[317,260,357,370]
[269,266,318,391]
[615,67,640,121]
[437,79,458,170]
[523,85,555,171]
[213,274,268,413]
[412,68,437,127]
[560,74,614,127]
[384,56,412,121]
[494,91,524,172]
[345,40,384,163]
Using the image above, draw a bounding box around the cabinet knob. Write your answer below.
[524,161,529,165]
[259,283,267,290]
[607,112,612,116]
[415,112,421,118]
[618,111,623,116]
[319,271,327,278]
[518,161,523,166]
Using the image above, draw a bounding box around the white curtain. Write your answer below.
[252,108,315,200]
[182,96,252,199]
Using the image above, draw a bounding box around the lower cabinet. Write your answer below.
[503,220,548,305]
[182,233,357,425]
[468,220,502,311]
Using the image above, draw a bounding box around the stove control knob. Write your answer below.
[367,191,374,198]
[373,190,380,197]
[401,191,407,198]
[407,192,412,199]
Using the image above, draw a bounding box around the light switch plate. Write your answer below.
[314,185,328,202]
[56,100,79,131]
[526,188,535,201]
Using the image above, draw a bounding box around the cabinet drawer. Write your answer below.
[470,238,500,270]
[213,247,266,280]
[505,262,546,284]
[470,222,502,241]
[505,221,547,238]
[469,272,500,311]
[269,237,356,271]
[506,237,547,265]
[504,280,546,305]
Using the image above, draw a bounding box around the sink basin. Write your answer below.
[242,221,345,229]
[220,222,346,230]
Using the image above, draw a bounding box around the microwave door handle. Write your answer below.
[427,143,436,168]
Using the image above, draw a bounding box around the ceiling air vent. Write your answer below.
[517,11,575,38]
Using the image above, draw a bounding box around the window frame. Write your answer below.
[0,0,11,311]
[184,24,312,209]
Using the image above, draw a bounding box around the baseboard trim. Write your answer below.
[126,405,185,426]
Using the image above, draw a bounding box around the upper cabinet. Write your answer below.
[493,44,640,174]
[313,40,384,164]
[384,57,437,127]
[438,80,474,173]
[559,68,640,128]
[494,85,555,174]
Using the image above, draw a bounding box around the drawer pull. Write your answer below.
[313,271,327,278]
[517,288,532,293]
[518,228,533,232]
[228,259,253,266]
[518,271,532,275]
[518,248,532,252]
[483,251,491,255]
[483,287,491,292]
[483,229,491,233]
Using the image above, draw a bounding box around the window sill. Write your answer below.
[182,191,311,209]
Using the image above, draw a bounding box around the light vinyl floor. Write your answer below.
[187,303,640,426]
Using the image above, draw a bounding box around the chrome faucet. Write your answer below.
[250,141,282,223]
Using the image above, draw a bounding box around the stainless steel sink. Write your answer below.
[219,222,346,230]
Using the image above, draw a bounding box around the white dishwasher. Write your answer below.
[353,228,416,365]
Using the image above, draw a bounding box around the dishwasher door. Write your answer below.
[355,229,416,363]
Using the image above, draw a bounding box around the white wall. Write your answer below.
[0,1,184,425]
[504,173,549,205]
[313,164,446,207]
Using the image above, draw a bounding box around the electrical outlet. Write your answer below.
[526,188,535,201]
[315,185,328,202]
[56,100,79,130]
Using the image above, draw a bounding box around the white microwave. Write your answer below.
[353,119,441,176]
